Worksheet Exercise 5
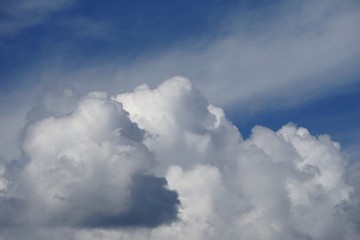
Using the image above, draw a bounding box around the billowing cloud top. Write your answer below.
[0,76,359,239]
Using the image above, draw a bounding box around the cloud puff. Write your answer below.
[0,76,359,239]
[0,90,179,234]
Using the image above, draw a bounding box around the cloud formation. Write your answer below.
[0,76,359,239]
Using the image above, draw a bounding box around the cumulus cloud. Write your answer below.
[0,76,359,239]
[0,89,179,236]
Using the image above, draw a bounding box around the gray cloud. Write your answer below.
[79,175,179,228]
[345,162,360,234]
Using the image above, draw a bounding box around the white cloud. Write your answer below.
[114,77,241,173]
[0,89,179,235]
[22,96,147,218]
[110,77,354,239]
[1,76,357,239]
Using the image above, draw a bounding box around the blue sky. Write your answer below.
[0,0,237,85]
[1,1,360,239]
[0,0,359,160]
[230,80,360,163]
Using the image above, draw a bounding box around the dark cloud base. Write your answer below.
[79,175,180,229]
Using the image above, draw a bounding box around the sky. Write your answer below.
[0,0,360,239]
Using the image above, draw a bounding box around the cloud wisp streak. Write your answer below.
[109,0,360,108]
[0,0,77,36]
[14,0,357,109]
[3,0,358,109]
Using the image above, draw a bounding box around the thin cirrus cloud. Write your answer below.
[3,0,359,110]
[15,0,360,110]
[0,0,77,36]
[0,76,359,239]
[107,0,360,109]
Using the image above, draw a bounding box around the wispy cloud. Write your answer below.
[0,0,77,36]
[12,0,358,113]
[107,0,360,108]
